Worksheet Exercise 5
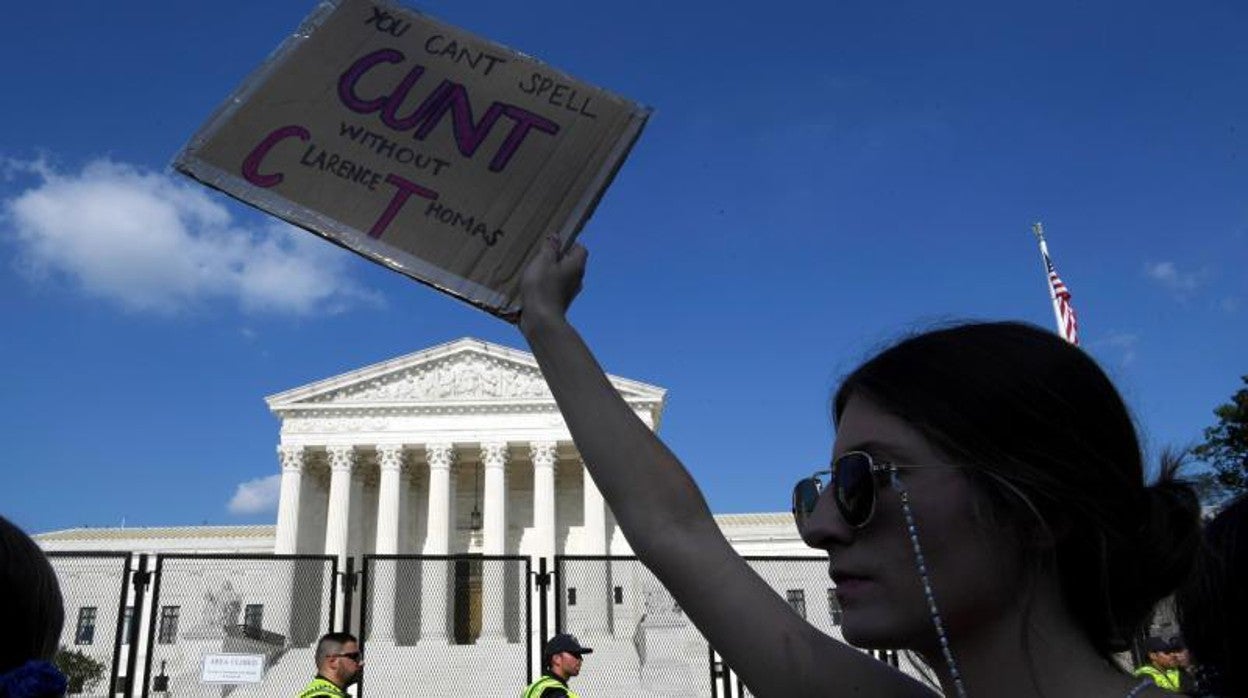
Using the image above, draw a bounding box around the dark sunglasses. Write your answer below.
[332,651,363,662]
[792,451,937,529]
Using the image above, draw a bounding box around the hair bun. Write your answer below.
[1135,467,1202,600]
[1097,463,1202,650]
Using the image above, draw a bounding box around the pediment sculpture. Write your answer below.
[312,353,553,404]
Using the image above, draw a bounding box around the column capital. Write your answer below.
[376,444,405,473]
[327,445,355,473]
[529,441,558,467]
[400,461,417,483]
[274,447,304,555]
[426,443,455,471]
[481,441,509,469]
[277,445,304,472]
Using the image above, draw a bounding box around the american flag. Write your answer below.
[1043,249,1079,345]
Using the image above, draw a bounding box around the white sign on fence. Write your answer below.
[200,653,265,684]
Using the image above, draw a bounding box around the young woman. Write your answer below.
[514,238,1201,697]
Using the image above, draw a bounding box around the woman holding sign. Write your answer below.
[514,239,1200,698]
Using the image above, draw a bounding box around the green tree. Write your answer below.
[1193,375,1248,497]
[53,646,106,695]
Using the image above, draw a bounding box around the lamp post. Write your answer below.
[151,660,170,696]
[469,461,483,531]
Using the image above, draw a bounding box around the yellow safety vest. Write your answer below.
[522,675,580,698]
[297,676,350,698]
[1133,665,1182,692]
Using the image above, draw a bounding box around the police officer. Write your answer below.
[523,633,593,697]
[1133,636,1183,692]
[298,632,363,698]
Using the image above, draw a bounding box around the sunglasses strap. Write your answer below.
[889,470,968,698]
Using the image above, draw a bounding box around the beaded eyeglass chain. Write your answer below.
[889,469,969,698]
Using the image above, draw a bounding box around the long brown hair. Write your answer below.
[834,321,1200,657]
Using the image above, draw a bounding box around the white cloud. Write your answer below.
[1092,330,1139,366]
[227,474,282,515]
[1,158,381,315]
[1143,261,1207,295]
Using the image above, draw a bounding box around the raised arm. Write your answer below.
[515,238,932,697]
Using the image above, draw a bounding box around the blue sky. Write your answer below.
[2,1,1244,534]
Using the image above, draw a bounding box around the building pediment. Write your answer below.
[266,337,666,419]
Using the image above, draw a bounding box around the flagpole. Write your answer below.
[1031,222,1067,338]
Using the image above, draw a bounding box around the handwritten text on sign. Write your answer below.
[177,0,647,316]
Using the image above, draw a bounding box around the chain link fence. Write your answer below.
[47,552,132,696]
[555,556,905,698]
[358,554,531,697]
[44,550,910,697]
[555,556,712,697]
[141,554,335,698]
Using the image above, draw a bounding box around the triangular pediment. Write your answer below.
[266,338,665,412]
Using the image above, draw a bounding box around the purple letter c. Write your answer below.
[241,124,310,188]
[338,48,405,114]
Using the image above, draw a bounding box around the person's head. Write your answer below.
[543,634,592,680]
[314,632,362,688]
[798,322,1200,660]
[0,515,64,673]
[1176,494,1248,696]
[1143,636,1183,669]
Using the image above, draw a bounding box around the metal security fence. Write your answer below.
[730,557,908,697]
[357,554,532,697]
[47,552,133,696]
[743,557,845,637]
[555,556,713,698]
[141,554,337,698]
[42,550,903,697]
[554,556,896,698]
[728,556,857,697]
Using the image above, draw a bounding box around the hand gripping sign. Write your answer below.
[176,0,648,318]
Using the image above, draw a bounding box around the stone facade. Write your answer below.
[35,337,822,697]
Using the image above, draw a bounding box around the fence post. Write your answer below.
[357,555,369,698]
[104,555,132,698]
[342,557,356,633]
[525,557,533,685]
[359,556,371,642]
[124,554,149,698]
[708,645,720,698]
[328,555,339,637]
[536,557,550,645]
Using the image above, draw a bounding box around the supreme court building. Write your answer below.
[36,338,829,696]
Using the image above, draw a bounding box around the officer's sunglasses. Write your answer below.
[331,652,363,662]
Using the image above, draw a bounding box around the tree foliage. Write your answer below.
[1193,375,1248,497]
[53,646,106,695]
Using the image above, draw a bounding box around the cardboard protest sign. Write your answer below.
[176,0,648,317]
